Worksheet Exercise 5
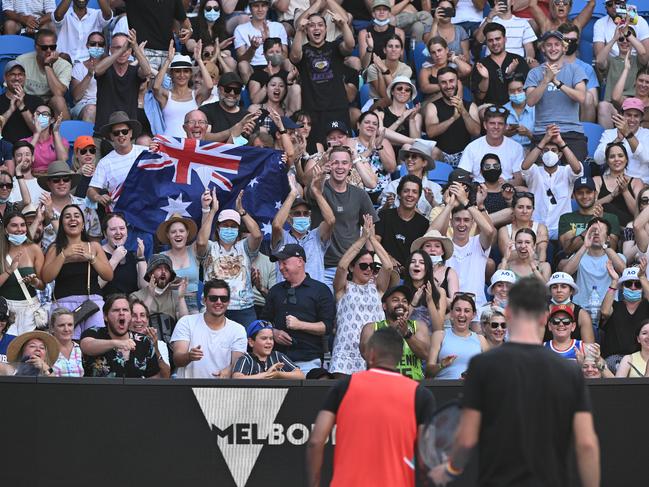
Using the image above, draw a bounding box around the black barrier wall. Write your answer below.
[1,377,647,487]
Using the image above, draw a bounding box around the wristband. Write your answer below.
[558,144,567,150]
[403,329,413,339]
[137,257,146,262]
[278,129,287,134]
[625,133,635,140]
[239,210,247,217]
[15,175,24,179]
[366,47,373,53]
[556,81,564,90]
[382,69,390,75]
[19,105,28,113]
[201,207,211,213]
[445,460,463,478]
[608,286,617,292]
[535,145,545,151]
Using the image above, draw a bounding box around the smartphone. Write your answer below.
[440,6,454,17]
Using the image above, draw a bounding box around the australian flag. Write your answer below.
[114,136,288,241]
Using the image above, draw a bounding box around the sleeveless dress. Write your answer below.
[627,351,648,377]
[436,329,482,379]
[330,281,384,375]
[597,177,635,227]
[164,246,201,313]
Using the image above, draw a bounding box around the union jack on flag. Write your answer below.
[114,137,288,240]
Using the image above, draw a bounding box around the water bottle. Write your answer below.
[588,286,601,328]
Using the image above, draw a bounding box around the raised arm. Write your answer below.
[152,40,174,107]
[196,188,218,257]
[310,165,335,243]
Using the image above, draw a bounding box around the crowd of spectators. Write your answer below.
[0,0,648,381]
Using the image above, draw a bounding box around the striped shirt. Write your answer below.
[52,342,84,377]
[3,0,55,16]
[233,351,298,376]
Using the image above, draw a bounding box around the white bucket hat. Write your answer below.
[618,267,642,287]
[487,269,517,295]
[387,75,417,102]
[546,272,579,294]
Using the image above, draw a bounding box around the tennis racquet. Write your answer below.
[418,399,462,470]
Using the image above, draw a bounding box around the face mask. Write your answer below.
[482,168,502,183]
[542,151,560,167]
[565,39,578,56]
[551,297,571,305]
[7,233,27,246]
[0,196,9,204]
[204,9,221,22]
[430,255,443,264]
[373,18,390,26]
[88,47,104,59]
[623,287,642,302]
[291,216,311,234]
[37,114,50,129]
[267,53,283,67]
[219,227,238,244]
[509,92,526,105]
[162,74,173,90]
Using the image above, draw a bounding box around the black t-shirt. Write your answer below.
[470,53,529,106]
[381,107,408,155]
[95,65,146,132]
[189,16,228,48]
[200,102,247,135]
[101,250,140,298]
[376,208,429,268]
[125,0,187,51]
[297,39,348,112]
[341,0,371,21]
[463,342,591,487]
[432,97,474,154]
[0,92,43,144]
[601,300,649,357]
[81,328,160,378]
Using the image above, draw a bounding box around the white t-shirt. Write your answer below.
[593,15,649,57]
[233,21,288,66]
[447,235,490,306]
[170,314,247,378]
[89,145,146,208]
[489,16,537,58]
[71,61,97,106]
[452,0,483,23]
[522,163,583,235]
[9,177,44,205]
[458,136,525,183]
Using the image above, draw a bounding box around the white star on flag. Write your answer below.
[248,177,259,188]
[261,221,272,236]
[160,194,192,219]
[274,201,282,209]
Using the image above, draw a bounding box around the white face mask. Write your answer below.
[430,255,443,264]
[542,150,559,167]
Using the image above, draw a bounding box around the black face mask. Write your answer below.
[482,168,502,183]
[565,38,579,56]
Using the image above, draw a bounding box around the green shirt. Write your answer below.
[373,320,424,381]
[558,211,620,240]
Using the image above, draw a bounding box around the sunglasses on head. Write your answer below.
[0,182,13,190]
[550,317,572,325]
[79,147,96,155]
[490,321,506,329]
[50,176,71,184]
[207,294,230,302]
[112,128,130,137]
[486,105,508,114]
[38,44,57,51]
[515,191,535,200]
[222,85,242,94]
[88,41,105,47]
[623,280,642,289]
[358,262,381,272]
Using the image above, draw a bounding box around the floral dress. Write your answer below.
[355,140,392,205]
[330,281,384,374]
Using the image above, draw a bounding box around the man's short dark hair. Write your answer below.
[367,327,403,366]
[483,22,506,38]
[103,293,130,314]
[397,174,422,197]
[437,66,458,79]
[586,216,611,236]
[12,140,34,158]
[263,37,282,52]
[558,22,580,38]
[508,277,549,317]
[35,29,57,44]
[203,278,230,300]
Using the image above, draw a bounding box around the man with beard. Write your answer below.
[290,1,355,146]
[471,22,529,106]
[130,254,188,323]
[80,294,161,378]
[0,61,42,144]
[558,176,620,254]
[424,67,480,166]
[359,285,430,380]
[459,106,524,186]
[525,30,588,161]
[521,124,583,241]
[430,182,497,307]
[171,279,247,379]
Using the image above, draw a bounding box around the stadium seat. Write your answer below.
[0,35,35,59]
[570,0,606,19]
[583,121,605,157]
[428,161,453,184]
[412,41,427,75]
[359,83,371,108]
[59,120,94,145]
[578,40,594,66]
[240,87,251,108]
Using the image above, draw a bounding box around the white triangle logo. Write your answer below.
[192,388,288,487]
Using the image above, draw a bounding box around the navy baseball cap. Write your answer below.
[270,243,307,262]
[326,120,350,136]
[246,320,274,338]
[573,176,596,192]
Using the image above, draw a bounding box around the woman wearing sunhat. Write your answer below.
[381,75,422,156]
[545,271,594,343]
[153,43,214,138]
[410,229,457,306]
[159,213,201,314]
[0,330,59,376]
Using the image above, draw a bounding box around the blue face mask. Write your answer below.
[623,287,642,302]
[37,114,50,129]
[88,47,104,59]
[373,18,390,26]
[509,92,526,105]
[162,74,173,90]
[219,227,238,244]
[204,9,221,22]
[291,216,311,234]
[7,233,27,246]
[551,297,571,305]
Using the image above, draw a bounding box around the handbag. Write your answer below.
[73,243,100,327]
[6,254,48,329]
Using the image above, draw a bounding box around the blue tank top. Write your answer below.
[164,247,200,293]
[437,329,482,380]
[543,339,582,360]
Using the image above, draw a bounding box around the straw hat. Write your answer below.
[410,229,454,260]
[36,161,82,191]
[7,330,60,366]
[156,213,198,245]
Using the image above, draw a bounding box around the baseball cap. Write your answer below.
[448,168,474,186]
[4,60,24,75]
[549,304,575,321]
[291,198,311,209]
[270,243,307,262]
[74,135,96,151]
[246,319,273,338]
[218,71,244,87]
[217,209,241,225]
[270,116,303,137]
[326,120,350,136]
[372,0,392,9]
[573,176,596,192]
[381,284,413,303]
[622,97,645,113]
[540,30,564,42]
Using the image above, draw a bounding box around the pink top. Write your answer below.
[21,133,69,175]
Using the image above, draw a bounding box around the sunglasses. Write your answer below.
[552,0,569,4]
[38,44,57,51]
[204,5,220,11]
[618,37,628,43]
[0,182,13,190]
[394,86,412,93]
[35,111,51,117]
[112,128,131,137]
[287,287,297,305]
[490,321,506,329]
[291,210,310,217]
[207,294,230,303]
[358,262,381,272]
[202,51,215,58]
[641,197,649,205]
[88,41,105,47]
[50,176,71,184]
[79,147,96,155]
[623,281,642,289]
[550,317,573,326]
[486,105,508,114]
[483,163,501,170]
[222,85,243,94]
